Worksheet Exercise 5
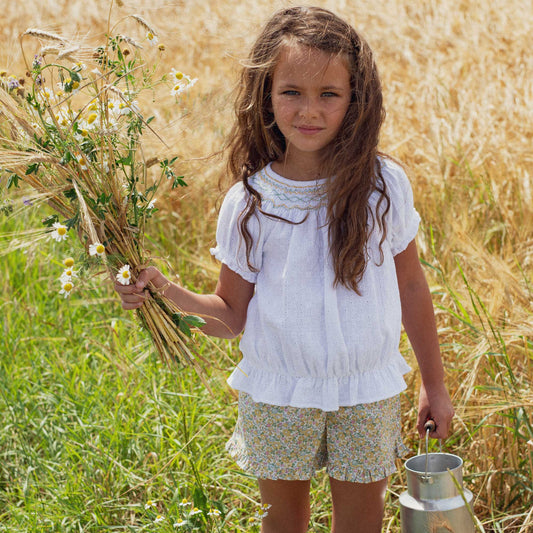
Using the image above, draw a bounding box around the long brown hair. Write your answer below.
[225,6,390,294]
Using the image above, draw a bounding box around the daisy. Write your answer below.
[147,198,156,210]
[59,280,74,298]
[63,257,75,268]
[75,153,89,170]
[60,267,78,283]
[154,515,165,523]
[119,100,140,116]
[50,222,68,242]
[89,242,105,256]
[169,69,197,96]
[116,264,131,285]
[146,31,158,46]
[178,498,191,507]
[173,519,188,528]
[144,500,157,510]
[207,509,221,517]
[255,504,271,520]
[189,507,202,516]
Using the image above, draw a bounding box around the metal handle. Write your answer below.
[424,419,436,433]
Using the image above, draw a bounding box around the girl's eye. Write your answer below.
[321,91,339,98]
[281,90,299,96]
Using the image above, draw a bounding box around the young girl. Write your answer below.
[116,6,454,532]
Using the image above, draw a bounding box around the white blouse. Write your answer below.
[210,158,421,411]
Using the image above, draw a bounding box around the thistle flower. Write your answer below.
[89,242,105,256]
[50,222,68,242]
[116,264,131,285]
[59,280,74,298]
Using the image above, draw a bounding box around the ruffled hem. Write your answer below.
[225,438,318,481]
[227,358,412,412]
[226,434,411,482]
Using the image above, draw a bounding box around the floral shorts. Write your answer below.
[226,392,409,483]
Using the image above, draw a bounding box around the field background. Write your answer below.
[1,0,532,531]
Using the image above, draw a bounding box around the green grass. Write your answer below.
[0,195,531,532]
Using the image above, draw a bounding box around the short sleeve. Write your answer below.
[209,183,261,283]
[382,159,421,256]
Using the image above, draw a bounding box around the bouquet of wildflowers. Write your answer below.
[0,15,209,379]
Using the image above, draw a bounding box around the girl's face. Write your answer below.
[270,44,351,177]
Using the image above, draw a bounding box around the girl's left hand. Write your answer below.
[417,382,455,439]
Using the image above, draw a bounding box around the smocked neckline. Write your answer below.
[265,163,329,188]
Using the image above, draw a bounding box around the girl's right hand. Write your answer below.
[114,266,167,310]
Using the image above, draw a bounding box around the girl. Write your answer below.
[116,6,454,533]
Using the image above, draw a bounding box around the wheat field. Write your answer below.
[1,0,532,531]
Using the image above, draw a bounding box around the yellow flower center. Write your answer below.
[72,80,80,89]
[121,270,130,279]
[147,32,154,40]
[63,282,73,291]
[57,226,67,236]
[88,100,98,110]
[63,257,74,267]
[96,244,105,254]
[81,129,88,137]
[87,113,97,124]
[174,71,183,80]
[108,102,115,109]
[65,78,72,84]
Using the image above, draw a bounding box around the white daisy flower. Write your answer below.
[146,31,158,45]
[119,100,140,116]
[173,519,188,528]
[207,509,221,517]
[60,268,78,283]
[75,153,89,171]
[50,222,68,242]
[170,69,197,96]
[189,507,202,516]
[116,264,131,285]
[59,280,74,298]
[89,242,105,256]
[255,506,270,520]
[178,499,191,507]
[147,198,156,210]
[144,500,157,510]
[154,515,165,523]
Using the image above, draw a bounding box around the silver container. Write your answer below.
[400,451,475,532]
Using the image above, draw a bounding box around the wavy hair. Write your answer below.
[225,6,390,293]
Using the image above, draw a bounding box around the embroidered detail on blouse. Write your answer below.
[252,164,327,211]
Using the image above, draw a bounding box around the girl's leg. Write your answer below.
[329,476,388,533]
[258,478,311,533]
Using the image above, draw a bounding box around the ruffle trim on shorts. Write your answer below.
[226,434,411,483]
[225,437,318,481]
[327,437,411,483]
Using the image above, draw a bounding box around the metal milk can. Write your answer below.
[399,421,476,533]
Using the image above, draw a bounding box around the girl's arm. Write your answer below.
[114,264,255,339]
[394,239,455,439]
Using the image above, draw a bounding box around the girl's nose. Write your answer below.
[299,97,318,119]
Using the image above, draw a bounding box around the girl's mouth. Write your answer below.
[296,125,323,135]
